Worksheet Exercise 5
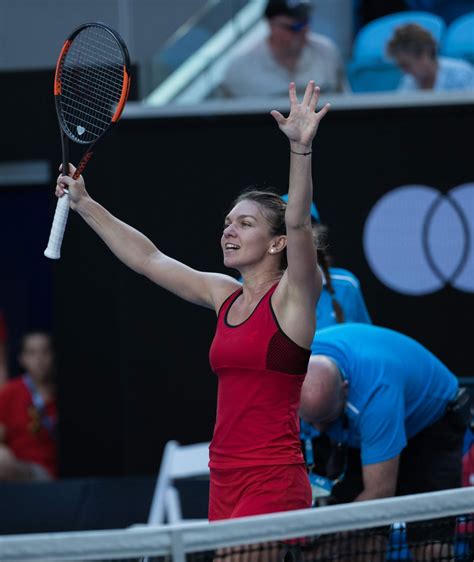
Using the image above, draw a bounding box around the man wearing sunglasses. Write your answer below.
[220,0,348,97]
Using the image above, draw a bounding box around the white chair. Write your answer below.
[147,440,211,525]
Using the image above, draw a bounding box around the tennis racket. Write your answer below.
[44,22,131,259]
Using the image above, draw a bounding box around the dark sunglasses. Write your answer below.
[275,19,309,33]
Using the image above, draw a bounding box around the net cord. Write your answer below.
[0,487,472,562]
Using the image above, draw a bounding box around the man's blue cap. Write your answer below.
[281,193,320,223]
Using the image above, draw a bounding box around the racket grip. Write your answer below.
[44,193,70,259]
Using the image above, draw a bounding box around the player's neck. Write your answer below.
[241,270,282,300]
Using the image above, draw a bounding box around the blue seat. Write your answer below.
[441,12,474,64]
[348,60,403,92]
[352,11,446,62]
[348,11,446,92]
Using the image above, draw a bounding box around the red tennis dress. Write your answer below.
[208,283,312,520]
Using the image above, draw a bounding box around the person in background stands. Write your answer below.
[220,0,348,98]
[387,23,474,91]
[0,331,57,481]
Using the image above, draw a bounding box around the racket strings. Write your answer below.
[61,42,123,134]
[58,25,127,143]
[64,28,124,99]
[65,34,124,97]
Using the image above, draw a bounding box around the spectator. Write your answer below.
[300,323,469,551]
[220,0,348,98]
[0,331,57,481]
[387,22,474,90]
[0,311,8,387]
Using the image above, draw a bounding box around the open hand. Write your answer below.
[271,81,330,150]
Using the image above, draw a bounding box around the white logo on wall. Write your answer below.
[363,184,474,295]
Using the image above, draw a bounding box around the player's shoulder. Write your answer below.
[211,274,242,313]
[328,268,361,289]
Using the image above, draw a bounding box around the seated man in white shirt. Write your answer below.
[220,0,348,98]
[387,22,474,91]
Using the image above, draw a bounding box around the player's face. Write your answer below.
[221,200,277,269]
[19,334,54,382]
[269,16,309,54]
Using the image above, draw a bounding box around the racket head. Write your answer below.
[54,22,131,146]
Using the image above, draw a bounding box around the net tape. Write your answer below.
[0,488,472,562]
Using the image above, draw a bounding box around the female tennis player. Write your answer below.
[55,81,330,521]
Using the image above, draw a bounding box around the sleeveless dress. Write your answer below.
[208,283,312,520]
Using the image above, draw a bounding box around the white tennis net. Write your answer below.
[0,488,472,562]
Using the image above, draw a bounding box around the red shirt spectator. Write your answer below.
[0,331,57,480]
[0,377,57,477]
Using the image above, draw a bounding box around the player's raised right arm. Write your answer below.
[56,165,239,310]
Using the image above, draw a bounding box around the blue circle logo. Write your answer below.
[363,184,473,295]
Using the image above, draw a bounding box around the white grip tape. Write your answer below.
[44,192,70,259]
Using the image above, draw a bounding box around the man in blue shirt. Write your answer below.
[300,324,467,545]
